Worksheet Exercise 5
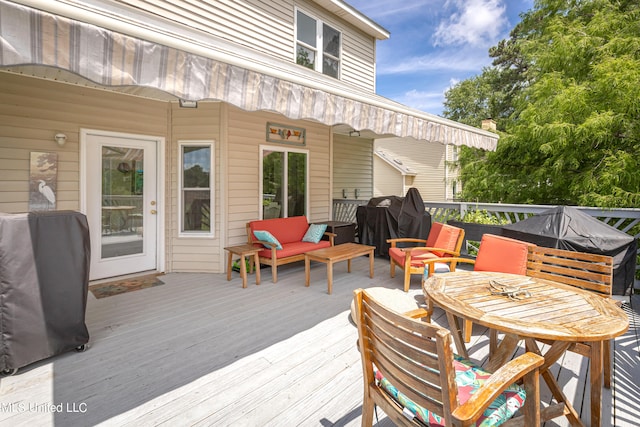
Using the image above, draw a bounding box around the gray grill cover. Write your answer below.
[0,211,90,371]
[501,206,637,295]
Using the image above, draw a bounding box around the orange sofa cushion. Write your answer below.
[257,240,331,259]
[249,216,310,244]
[473,234,534,275]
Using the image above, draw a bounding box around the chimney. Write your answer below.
[481,118,497,131]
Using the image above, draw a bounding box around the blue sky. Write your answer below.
[345,0,534,115]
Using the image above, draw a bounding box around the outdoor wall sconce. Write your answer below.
[349,130,360,137]
[179,99,198,108]
[354,189,360,199]
[54,133,67,146]
[342,189,348,198]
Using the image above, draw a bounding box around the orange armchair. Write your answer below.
[387,222,465,292]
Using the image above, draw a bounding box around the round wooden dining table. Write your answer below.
[423,271,629,427]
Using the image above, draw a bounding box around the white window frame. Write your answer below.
[259,145,309,219]
[178,140,215,238]
[294,8,342,79]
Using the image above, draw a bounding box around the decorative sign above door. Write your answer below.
[266,123,306,146]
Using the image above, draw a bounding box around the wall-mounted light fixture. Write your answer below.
[54,133,67,146]
[342,189,348,199]
[349,130,360,137]
[179,99,198,108]
[354,188,360,199]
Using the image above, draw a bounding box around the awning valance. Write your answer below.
[0,0,498,150]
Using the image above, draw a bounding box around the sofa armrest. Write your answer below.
[253,240,278,249]
[324,231,336,246]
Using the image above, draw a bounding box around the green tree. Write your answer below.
[443,69,500,129]
[447,0,640,208]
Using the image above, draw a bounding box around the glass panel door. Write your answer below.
[262,150,284,219]
[261,147,307,219]
[101,146,144,258]
[287,152,306,217]
[85,131,158,280]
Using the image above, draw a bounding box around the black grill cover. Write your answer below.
[501,206,637,295]
[356,188,431,257]
[0,211,90,372]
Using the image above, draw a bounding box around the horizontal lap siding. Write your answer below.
[374,138,447,201]
[340,29,376,91]
[226,106,331,247]
[0,72,168,213]
[373,156,403,197]
[122,0,292,60]
[120,0,376,92]
[333,134,373,200]
[168,102,222,273]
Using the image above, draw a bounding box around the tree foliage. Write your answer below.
[445,0,640,208]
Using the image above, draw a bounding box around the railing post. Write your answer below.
[460,202,468,219]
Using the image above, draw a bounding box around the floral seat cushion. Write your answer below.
[375,355,526,426]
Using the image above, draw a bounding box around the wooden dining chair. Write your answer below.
[527,246,616,388]
[422,234,535,342]
[353,288,543,427]
[387,222,465,292]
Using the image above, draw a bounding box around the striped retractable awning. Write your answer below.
[0,0,498,150]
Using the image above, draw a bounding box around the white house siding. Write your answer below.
[167,102,223,273]
[373,155,403,197]
[446,144,461,201]
[0,72,169,213]
[117,0,376,92]
[225,106,332,247]
[374,138,447,201]
[332,134,373,201]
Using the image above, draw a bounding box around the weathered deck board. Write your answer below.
[0,257,638,426]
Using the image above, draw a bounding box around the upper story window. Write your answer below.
[296,10,341,79]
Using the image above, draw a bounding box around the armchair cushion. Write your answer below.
[388,247,439,267]
[375,355,526,427]
[253,230,283,250]
[429,223,463,257]
[474,234,533,275]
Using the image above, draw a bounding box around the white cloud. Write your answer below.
[433,0,508,46]
[378,47,491,75]
[395,89,445,112]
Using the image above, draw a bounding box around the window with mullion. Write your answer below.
[296,10,341,79]
[179,142,214,236]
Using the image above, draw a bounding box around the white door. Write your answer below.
[83,130,160,280]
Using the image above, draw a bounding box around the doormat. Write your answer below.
[89,273,165,299]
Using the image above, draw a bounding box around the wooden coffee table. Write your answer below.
[304,243,376,294]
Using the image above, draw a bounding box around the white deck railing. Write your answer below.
[333,199,640,278]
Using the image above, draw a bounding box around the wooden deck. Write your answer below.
[1,256,638,426]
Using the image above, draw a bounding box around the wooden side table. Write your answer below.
[224,244,261,288]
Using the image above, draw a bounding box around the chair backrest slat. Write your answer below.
[527,246,613,297]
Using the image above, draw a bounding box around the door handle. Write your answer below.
[150,210,157,215]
